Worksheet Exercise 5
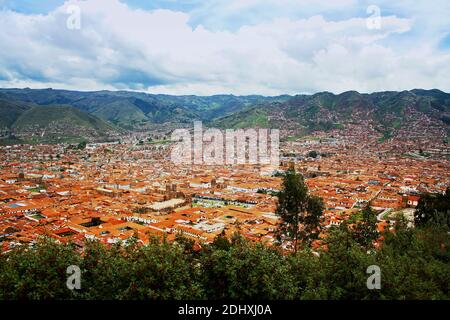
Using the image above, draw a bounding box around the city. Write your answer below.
[1,122,448,251]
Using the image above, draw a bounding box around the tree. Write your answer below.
[352,204,379,249]
[77,141,87,150]
[211,230,231,251]
[175,233,195,253]
[414,187,450,229]
[275,168,324,252]
[308,150,318,158]
[378,223,449,299]
[200,241,297,299]
[0,229,449,300]
[320,223,379,299]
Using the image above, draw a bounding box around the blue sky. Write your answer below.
[0,0,449,95]
[0,0,200,14]
[0,0,418,29]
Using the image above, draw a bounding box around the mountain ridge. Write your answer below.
[0,88,449,145]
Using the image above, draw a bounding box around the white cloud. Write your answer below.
[0,0,449,95]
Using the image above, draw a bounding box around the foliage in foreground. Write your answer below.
[0,223,448,300]
[415,187,450,229]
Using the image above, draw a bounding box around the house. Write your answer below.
[406,195,420,207]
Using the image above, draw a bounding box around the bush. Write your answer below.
[0,224,448,300]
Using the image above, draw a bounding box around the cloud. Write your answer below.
[187,0,358,31]
[0,0,449,95]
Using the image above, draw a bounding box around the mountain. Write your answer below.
[0,88,289,130]
[13,104,113,131]
[0,102,119,145]
[0,88,449,145]
[212,89,450,137]
[0,98,33,128]
[213,104,270,129]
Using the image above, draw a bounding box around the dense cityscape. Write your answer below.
[1,122,448,252]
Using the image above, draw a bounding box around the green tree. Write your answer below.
[378,224,449,299]
[308,150,318,158]
[0,225,448,300]
[200,241,297,299]
[275,167,324,252]
[414,187,450,229]
[211,230,231,251]
[320,224,379,299]
[77,141,87,150]
[175,233,195,253]
[0,238,81,300]
[352,204,379,249]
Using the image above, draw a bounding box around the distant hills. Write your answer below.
[0,88,449,144]
[0,88,287,129]
[13,104,117,143]
[214,89,450,138]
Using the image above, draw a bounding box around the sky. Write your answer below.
[0,0,449,95]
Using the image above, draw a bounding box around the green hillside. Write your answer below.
[91,100,148,128]
[213,106,269,129]
[0,88,449,142]
[0,98,33,128]
[0,89,289,128]
[212,90,450,135]
[10,105,118,144]
[13,105,112,130]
